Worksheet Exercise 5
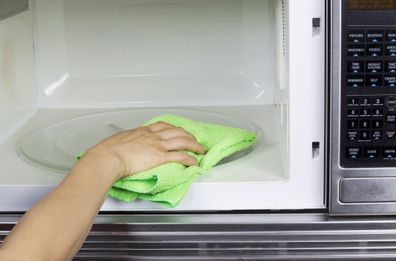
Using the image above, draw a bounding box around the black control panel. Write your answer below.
[341,4,396,167]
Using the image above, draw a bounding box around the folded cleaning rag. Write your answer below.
[106,114,257,207]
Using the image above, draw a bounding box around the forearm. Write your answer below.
[0,122,203,260]
[0,153,121,260]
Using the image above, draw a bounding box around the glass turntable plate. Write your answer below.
[17,109,261,173]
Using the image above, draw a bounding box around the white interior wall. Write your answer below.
[0,12,36,145]
[33,0,279,107]
[0,0,293,182]
[242,0,276,103]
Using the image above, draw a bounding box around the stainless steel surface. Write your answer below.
[4,213,396,260]
[0,0,28,20]
[329,0,344,216]
[340,177,396,203]
[329,0,396,215]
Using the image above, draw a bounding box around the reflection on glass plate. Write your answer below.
[17,109,261,174]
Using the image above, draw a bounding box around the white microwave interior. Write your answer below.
[0,0,325,211]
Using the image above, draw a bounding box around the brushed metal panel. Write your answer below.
[329,0,396,215]
[3,213,396,260]
[340,178,396,203]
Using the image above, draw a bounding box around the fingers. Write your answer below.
[110,127,152,142]
[147,122,205,154]
[116,122,172,142]
[156,127,196,141]
[119,122,205,155]
[147,122,175,132]
[161,137,205,155]
[128,122,205,154]
[164,151,198,166]
[120,122,181,141]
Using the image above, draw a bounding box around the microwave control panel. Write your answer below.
[341,8,396,167]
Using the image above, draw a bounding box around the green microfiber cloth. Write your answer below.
[107,114,257,207]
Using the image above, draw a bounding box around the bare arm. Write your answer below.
[0,122,204,261]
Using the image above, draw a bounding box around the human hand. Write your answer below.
[82,122,205,180]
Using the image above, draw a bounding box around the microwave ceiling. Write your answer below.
[0,0,28,21]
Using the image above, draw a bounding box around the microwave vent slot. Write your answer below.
[0,0,28,21]
[276,0,289,92]
[281,0,286,57]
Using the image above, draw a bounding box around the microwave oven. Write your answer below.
[6,0,396,215]
[0,0,327,213]
[5,0,396,259]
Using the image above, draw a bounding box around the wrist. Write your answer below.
[78,148,125,181]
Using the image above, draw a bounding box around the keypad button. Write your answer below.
[387,96,396,108]
[346,147,362,159]
[348,61,364,73]
[348,44,365,57]
[385,61,396,73]
[372,130,382,140]
[359,131,371,140]
[386,130,396,139]
[348,97,359,106]
[367,30,384,42]
[360,97,371,106]
[364,147,380,159]
[386,114,396,123]
[372,108,384,117]
[348,109,359,117]
[366,61,383,73]
[366,75,382,87]
[383,147,396,160]
[386,45,396,57]
[348,120,358,128]
[343,29,396,163]
[347,76,365,88]
[386,31,396,42]
[372,97,384,106]
[349,30,365,43]
[367,44,383,56]
[347,131,358,140]
[360,108,371,117]
[384,75,396,87]
[372,119,383,128]
[360,120,371,128]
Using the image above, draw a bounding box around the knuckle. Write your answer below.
[142,126,153,132]
[148,135,162,143]
[169,126,182,133]
[175,127,186,133]
[154,121,168,128]
[137,126,152,135]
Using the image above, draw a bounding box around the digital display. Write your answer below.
[348,0,396,10]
